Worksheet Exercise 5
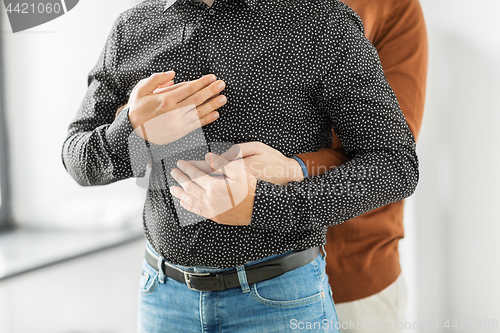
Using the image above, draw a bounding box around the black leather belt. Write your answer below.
[145,245,321,292]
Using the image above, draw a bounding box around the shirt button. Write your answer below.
[209,8,216,15]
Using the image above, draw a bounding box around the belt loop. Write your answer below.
[320,245,327,260]
[236,265,250,293]
[157,256,166,284]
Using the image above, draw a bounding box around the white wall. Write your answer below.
[2,0,500,332]
[1,0,146,230]
[411,0,500,330]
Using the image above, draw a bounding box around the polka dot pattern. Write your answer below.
[61,0,419,268]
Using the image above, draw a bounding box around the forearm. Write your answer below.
[60,12,152,186]
[295,138,349,177]
[248,4,419,233]
[250,135,418,233]
[62,107,150,186]
[294,1,427,181]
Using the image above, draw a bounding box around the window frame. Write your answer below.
[0,12,12,231]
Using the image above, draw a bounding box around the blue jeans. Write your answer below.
[138,242,339,332]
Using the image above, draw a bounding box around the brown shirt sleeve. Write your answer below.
[296,0,428,176]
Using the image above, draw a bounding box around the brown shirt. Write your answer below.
[296,0,428,303]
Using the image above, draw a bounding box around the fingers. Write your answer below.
[173,74,219,104]
[220,144,244,161]
[182,94,226,123]
[169,185,208,217]
[155,80,189,94]
[186,160,225,176]
[157,80,175,88]
[183,111,220,134]
[153,80,176,94]
[177,79,226,109]
[175,160,211,189]
[138,71,176,95]
[206,153,246,179]
[205,91,222,102]
[181,92,226,133]
[170,167,206,201]
[205,153,230,174]
[224,142,263,159]
[204,153,249,208]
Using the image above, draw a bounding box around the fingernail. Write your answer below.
[166,70,175,75]
[218,81,225,89]
[169,187,175,194]
[209,74,217,82]
[218,95,227,103]
[177,161,182,167]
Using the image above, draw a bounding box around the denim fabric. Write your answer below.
[138,242,340,332]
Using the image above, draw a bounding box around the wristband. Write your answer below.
[291,155,308,179]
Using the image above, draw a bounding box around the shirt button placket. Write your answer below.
[200,6,216,75]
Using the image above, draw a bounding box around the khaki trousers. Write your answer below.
[334,274,408,333]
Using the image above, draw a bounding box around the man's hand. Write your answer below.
[126,71,227,145]
[186,142,304,186]
[220,142,304,185]
[115,78,177,118]
[169,152,256,226]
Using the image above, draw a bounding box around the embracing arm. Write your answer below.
[294,0,428,177]
[248,5,419,233]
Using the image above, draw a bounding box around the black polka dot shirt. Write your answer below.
[61,0,419,268]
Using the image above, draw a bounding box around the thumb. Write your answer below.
[220,144,242,161]
[140,71,176,95]
[220,142,262,161]
[205,152,229,172]
[206,152,246,179]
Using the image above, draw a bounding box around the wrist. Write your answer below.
[115,104,128,119]
[127,106,141,130]
[288,156,306,183]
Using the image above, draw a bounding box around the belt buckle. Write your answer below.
[183,271,211,291]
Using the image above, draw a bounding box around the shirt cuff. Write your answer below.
[249,179,300,233]
[291,155,308,179]
[105,106,151,177]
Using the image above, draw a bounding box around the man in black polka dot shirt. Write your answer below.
[62,0,419,331]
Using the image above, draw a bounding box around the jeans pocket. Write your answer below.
[317,253,327,282]
[250,256,324,307]
[138,259,159,295]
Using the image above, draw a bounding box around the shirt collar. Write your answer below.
[163,0,260,13]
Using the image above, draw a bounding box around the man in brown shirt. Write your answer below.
[208,0,427,330]
[115,0,427,330]
[294,0,428,330]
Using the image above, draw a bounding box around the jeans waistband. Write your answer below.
[146,240,296,274]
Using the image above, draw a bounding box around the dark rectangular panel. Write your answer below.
[0,11,12,230]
